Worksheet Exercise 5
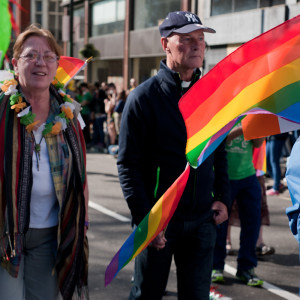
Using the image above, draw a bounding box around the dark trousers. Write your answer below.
[92,115,106,146]
[129,214,216,300]
[213,175,261,271]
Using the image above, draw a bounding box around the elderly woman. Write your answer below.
[0,25,89,300]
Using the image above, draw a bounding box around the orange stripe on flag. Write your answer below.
[242,114,280,140]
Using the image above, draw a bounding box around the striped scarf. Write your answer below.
[0,85,88,300]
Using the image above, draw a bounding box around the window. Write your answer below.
[235,0,256,12]
[259,0,285,7]
[211,0,285,16]
[74,7,85,38]
[91,0,125,36]
[36,0,42,12]
[49,1,57,12]
[36,14,42,25]
[134,0,180,30]
[58,16,62,40]
[211,0,232,16]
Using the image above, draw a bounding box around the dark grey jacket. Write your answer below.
[117,60,230,226]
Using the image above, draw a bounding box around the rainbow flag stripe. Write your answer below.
[242,113,300,140]
[179,15,300,167]
[55,56,85,86]
[253,140,266,176]
[105,165,190,286]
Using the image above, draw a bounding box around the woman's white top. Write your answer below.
[30,125,59,228]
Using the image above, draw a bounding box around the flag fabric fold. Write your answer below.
[105,15,300,285]
[105,165,190,286]
[253,140,266,176]
[242,114,300,141]
[55,56,86,87]
[179,15,300,167]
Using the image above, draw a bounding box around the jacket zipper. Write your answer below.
[154,166,160,199]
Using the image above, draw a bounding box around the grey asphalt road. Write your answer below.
[86,153,300,300]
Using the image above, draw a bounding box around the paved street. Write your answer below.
[86,153,300,300]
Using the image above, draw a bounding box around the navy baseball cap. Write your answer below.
[159,11,216,37]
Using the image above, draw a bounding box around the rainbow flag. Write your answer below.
[179,15,300,168]
[55,56,87,87]
[105,165,190,286]
[253,140,266,176]
[105,15,300,286]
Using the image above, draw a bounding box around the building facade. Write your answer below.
[31,0,64,42]
[29,0,300,89]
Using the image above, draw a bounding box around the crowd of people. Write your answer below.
[0,9,298,300]
[64,79,136,157]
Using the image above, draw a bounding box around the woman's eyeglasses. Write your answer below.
[19,52,58,63]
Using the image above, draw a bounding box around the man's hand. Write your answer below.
[211,201,228,225]
[149,230,167,250]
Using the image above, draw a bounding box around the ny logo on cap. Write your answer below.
[185,13,198,23]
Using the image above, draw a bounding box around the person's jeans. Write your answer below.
[267,139,286,191]
[213,175,261,272]
[0,227,58,300]
[129,213,216,300]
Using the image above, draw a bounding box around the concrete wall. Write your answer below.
[89,32,124,60]
[129,27,164,58]
[289,3,300,17]
[78,27,164,60]
[87,27,164,60]
[204,5,287,46]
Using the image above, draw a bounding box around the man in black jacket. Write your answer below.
[117,11,230,300]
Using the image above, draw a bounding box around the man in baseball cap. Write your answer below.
[118,10,229,300]
[159,11,216,37]
[159,11,216,82]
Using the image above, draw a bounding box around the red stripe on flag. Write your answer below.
[58,57,83,74]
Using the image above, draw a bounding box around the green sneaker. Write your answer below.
[211,269,225,283]
[236,268,263,287]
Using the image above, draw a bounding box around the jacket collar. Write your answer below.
[157,59,201,89]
